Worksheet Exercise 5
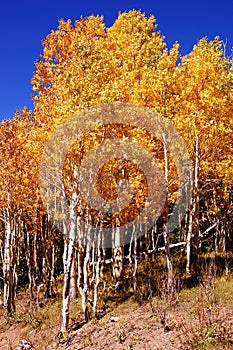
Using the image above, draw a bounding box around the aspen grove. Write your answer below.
[0,11,232,336]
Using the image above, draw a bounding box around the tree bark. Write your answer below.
[61,238,74,333]
[162,133,174,295]
[186,136,199,277]
[2,204,16,314]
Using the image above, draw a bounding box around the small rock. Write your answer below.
[15,340,32,350]
[109,316,120,322]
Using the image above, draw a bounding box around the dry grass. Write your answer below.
[0,255,233,349]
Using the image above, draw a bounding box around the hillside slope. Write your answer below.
[0,274,233,350]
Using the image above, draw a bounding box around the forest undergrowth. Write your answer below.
[0,252,233,350]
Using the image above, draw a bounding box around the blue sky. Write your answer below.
[0,0,233,121]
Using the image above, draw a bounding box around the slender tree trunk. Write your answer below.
[93,240,101,317]
[77,245,90,322]
[3,204,16,314]
[61,238,74,333]
[81,239,91,322]
[69,248,78,300]
[112,224,124,289]
[133,242,138,291]
[162,133,174,295]
[24,226,34,298]
[61,185,78,333]
[186,136,199,277]
[131,223,138,291]
[100,247,106,291]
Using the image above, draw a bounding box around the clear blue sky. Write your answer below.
[0,0,233,121]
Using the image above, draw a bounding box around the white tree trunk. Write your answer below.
[186,136,199,276]
[3,204,16,314]
[162,133,174,295]
[112,224,124,288]
[61,182,78,332]
[61,238,74,333]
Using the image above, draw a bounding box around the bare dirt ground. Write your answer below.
[0,276,233,350]
[0,301,185,350]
